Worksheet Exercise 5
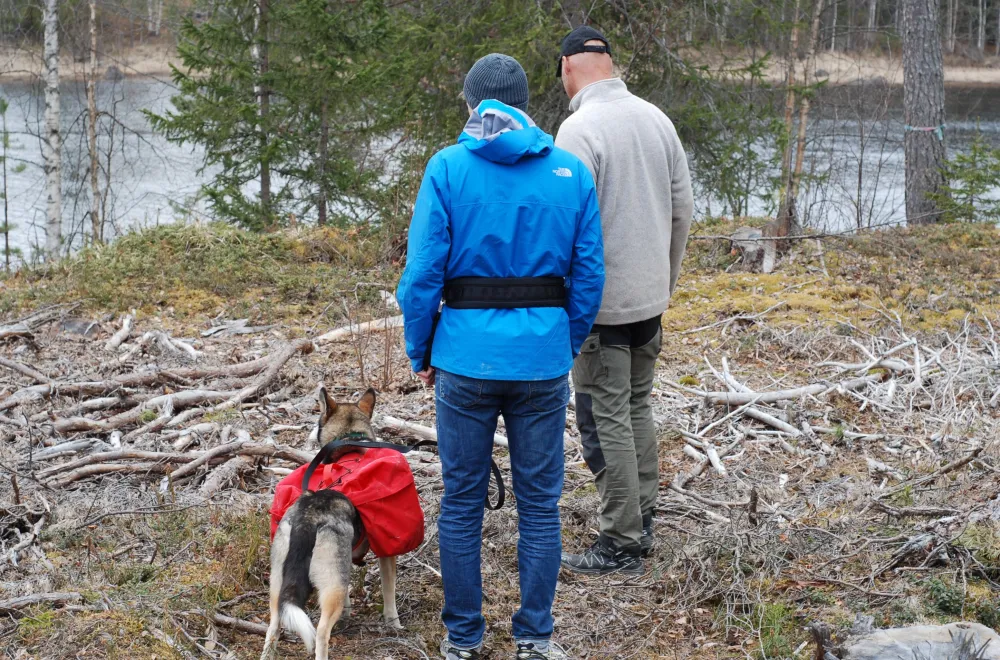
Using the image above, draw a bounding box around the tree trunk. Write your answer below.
[1,104,9,272]
[902,0,946,224]
[979,0,987,51]
[87,0,101,244]
[867,0,878,47]
[317,99,329,226]
[847,0,855,49]
[146,0,162,36]
[254,0,271,222]
[996,1,1000,55]
[950,0,959,52]
[778,0,802,236]
[830,0,837,51]
[792,0,826,204]
[946,0,955,53]
[43,0,61,258]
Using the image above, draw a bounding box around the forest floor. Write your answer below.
[0,220,998,659]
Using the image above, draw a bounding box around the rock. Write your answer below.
[729,226,777,273]
[842,622,1000,659]
[104,65,124,81]
[58,318,100,338]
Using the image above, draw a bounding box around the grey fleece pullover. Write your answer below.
[555,78,693,326]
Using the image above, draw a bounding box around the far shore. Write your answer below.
[6,43,1000,88]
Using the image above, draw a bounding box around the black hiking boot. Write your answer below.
[560,536,643,575]
[640,512,654,558]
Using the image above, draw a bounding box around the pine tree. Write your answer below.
[148,0,389,230]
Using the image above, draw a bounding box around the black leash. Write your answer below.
[302,428,506,510]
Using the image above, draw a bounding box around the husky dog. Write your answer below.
[261,387,402,660]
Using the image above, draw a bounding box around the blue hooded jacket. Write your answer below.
[397,101,605,381]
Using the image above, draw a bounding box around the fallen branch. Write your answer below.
[36,449,202,480]
[199,456,254,497]
[681,301,787,335]
[0,345,309,413]
[49,462,174,488]
[105,313,134,351]
[878,445,985,499]
[0,323,34,342]
[52,390,233,434]
[0,592,82,613]
[166,339,314,428]
[33,438,113,462]
[0,357,52,384]
[5,514,46,565]
[872,501,961,518]
[315,315,404,344]
[704,374,881,406]
[744,407,800,436]
[379,413,509,449]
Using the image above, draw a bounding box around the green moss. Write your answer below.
[0,223,393,322]
[926,578,964,616]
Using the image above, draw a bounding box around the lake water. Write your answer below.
[3,78,1000,261]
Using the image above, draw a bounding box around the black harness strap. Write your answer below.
[303,427,506,510]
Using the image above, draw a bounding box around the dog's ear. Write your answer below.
[357,388,376,418]
[318,386,338,420]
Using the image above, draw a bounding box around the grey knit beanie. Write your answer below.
[463,53,529,112]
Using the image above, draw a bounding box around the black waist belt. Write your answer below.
[421,276,567,371]
[443,276,567,310]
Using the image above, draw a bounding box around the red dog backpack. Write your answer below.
[269,448,424,560]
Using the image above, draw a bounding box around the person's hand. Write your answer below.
[416,368,436,386]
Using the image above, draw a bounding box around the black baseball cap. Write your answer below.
[556,26,611,77]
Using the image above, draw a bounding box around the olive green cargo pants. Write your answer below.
[572,324,661,553]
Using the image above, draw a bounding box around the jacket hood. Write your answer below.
[458,100,553,165]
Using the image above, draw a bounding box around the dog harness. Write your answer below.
[269,446,424,563]
[270,428,506,563]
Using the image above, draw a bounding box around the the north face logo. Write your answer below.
[552,167,573,178]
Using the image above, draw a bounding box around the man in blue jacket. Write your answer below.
[397,54,604,660]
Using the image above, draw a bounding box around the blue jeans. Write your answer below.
[435,369,569,649]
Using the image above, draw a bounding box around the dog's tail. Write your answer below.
[278,501,319,653]
[279,603,316,653]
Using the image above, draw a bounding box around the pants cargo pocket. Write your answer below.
[572,334,607,392]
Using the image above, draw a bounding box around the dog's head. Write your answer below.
[316,386,377,447]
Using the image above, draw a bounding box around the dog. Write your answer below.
[261,387,402,660]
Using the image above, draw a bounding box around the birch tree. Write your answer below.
[43,0,62,258]
[866,0,878,47]
[147,0,164,36]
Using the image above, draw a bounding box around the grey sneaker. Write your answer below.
[516,640,569,659]
[560,537,643,575]
[441,638,481,659]
[640,512,654,558]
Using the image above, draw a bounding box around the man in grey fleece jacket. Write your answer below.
[555,26,693,575]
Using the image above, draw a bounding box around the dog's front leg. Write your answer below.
[378,555,403,629]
